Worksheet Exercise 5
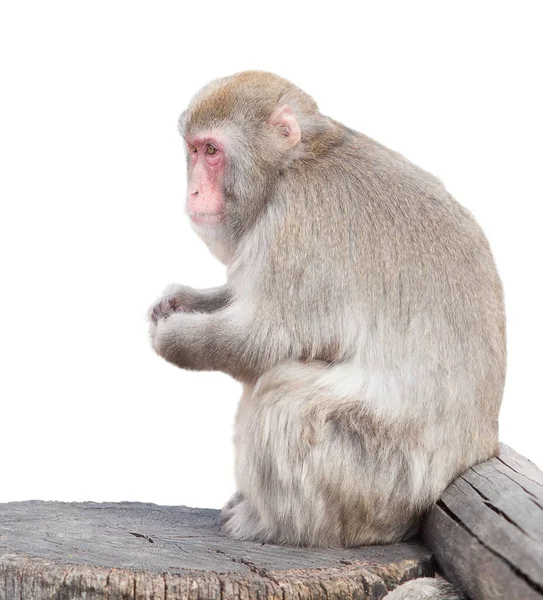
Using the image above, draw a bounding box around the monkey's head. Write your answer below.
[178,71,321,263]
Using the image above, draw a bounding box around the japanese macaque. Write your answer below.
[149,71,506,550]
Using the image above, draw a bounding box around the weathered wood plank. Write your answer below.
[423,503,541,600]
[422,443,543,600]
[498,445,543,487]
[0,501,434,600]
[467,462,543,540]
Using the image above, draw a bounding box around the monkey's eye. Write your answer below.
[205,144,218,156]
[188,144,197,153]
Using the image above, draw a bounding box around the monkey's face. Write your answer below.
[179,72,309,262]
[180,115,301,264]
[185,130,227,227]
[181,128,235,264]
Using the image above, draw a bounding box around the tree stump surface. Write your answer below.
[422,443,543,600]
[0,501,433,600]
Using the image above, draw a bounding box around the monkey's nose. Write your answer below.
[190,190,199,196]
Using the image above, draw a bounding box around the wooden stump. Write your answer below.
[422,444,543,600]
[0,501,433,600]
[2,444,541,599]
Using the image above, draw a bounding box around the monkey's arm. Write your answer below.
[149,284,232,323]
[150,305,290,381]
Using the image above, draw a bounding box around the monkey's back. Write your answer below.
[259,123,506,482]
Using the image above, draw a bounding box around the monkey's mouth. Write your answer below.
[189,212,224,225]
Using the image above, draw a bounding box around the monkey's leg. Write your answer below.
[221,383,254,521]
[223,361,423,547]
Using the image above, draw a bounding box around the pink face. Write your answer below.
[185,132,226,226]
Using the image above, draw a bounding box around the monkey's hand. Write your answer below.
[148,284,191,325]
[149,310,202,368]
[148,284,232,325]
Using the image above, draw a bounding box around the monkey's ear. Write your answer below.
[268,105,301,148]
[178,110,188,136]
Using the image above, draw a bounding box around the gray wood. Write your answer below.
[422,443,543,600]
[0,501,434,600]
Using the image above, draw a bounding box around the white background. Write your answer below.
[0,1,541,508]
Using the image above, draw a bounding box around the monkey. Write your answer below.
[148,71,506,552]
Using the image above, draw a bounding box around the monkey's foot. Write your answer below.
[221,498,267,542]
[221,490,245,518]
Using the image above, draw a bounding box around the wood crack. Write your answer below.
[459,475,533,538]
[128,531,155,544]
[496,456,543,488]
[437,499,543,595]
[492,462,542,497]
[214,548,284,590]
